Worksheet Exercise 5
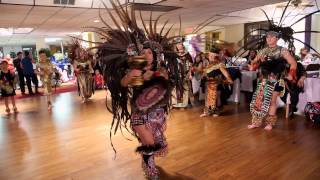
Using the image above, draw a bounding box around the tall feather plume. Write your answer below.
[261,9,272,26]
[149,11,154,39]
[98,7,113,30]
[192,15,217,34]
[159,19,169,36]
[140,10,150,37]
[163,23,175,38]
[179,15,182,37]
[154,14,163,40]
[278,0,292,26]
[193,16,225,34]
[290,10,320,27]
[101,0,122,30]
[130,0,138,29]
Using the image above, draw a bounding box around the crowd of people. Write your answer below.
[0,48,106,112]
[1,15,320,180]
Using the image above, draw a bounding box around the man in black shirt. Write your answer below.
[13,52,25,95]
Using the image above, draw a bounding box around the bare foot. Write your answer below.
[212,114,219,117]
[248,124,259,129]
[200,113,208,118]
[264,125,273,131]
[48,105,52,111]
[13,107,18,113]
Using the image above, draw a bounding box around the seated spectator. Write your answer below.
[245,50,257,64]
[94,69,104,89]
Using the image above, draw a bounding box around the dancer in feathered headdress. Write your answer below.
[80,1,183,179]
[69,39,95,103]
[242,0,320,130]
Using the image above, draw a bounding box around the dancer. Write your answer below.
[0,60,18,114]
[201,47,233,117]
[69,41,94,102]
[248,31,297,130]
[173,42,193,108]
[36,50,55,111]
[190,53,204,106]
[88,1,183,179]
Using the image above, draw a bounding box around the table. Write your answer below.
[240,71,257,92]
[297,78,320,113]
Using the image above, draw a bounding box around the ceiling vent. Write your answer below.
[130,3,180,12]
[53,0,75,5]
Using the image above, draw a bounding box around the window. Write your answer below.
[244,21,269,50]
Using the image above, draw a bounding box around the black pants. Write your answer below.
[25,74,38,94]
[17,72,25,93]
[281,82,303,112]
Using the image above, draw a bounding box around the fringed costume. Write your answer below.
[232,0,320,129]
[69,40,94,102]
[37,61,54,95]
[250,47,288,127]
[203,62,233,116]
[82,1,183,179]
[172,45,193,108]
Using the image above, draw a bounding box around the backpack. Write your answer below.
[304,102,320,124]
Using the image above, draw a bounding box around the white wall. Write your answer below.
[291,19,305,55]
[2,45,22,57]
[224,24,244,45]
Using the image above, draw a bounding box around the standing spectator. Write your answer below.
[21,51,38,95]
[13,52,25,95]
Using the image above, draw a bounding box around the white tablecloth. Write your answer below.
[228,79,241,103]
[240,71,257,92]
[297,78,320,113]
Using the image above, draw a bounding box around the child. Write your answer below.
[0,60,18,114]
[94,69,104,89]
[200,47,233,117]
[36,50,54,111]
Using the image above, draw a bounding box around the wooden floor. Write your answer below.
[0,90,320,180]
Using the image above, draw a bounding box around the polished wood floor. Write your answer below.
[0,90,320,180]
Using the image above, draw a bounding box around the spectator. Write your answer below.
[13,52,25,95]
[245,50,257,64]
[21,51,38,95]
[94,69,104,89]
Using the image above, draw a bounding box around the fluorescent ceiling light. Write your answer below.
[0,27,34,36]
[69,32,82,36]
[0,28,13,36]
[45,38,62,43]
[130,0,162,3]
[13,28,33,34]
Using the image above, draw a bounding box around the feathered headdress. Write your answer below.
[80,0,185,153]
[68,39,93,64]
[237,0,320,57]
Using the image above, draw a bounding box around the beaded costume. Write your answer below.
[69,40,94,102]
[78,1,183,179]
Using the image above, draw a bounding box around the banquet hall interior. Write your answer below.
[0,0,320,179]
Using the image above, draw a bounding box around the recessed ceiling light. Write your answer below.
[13,28,33,34]
[93,19,100,23]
